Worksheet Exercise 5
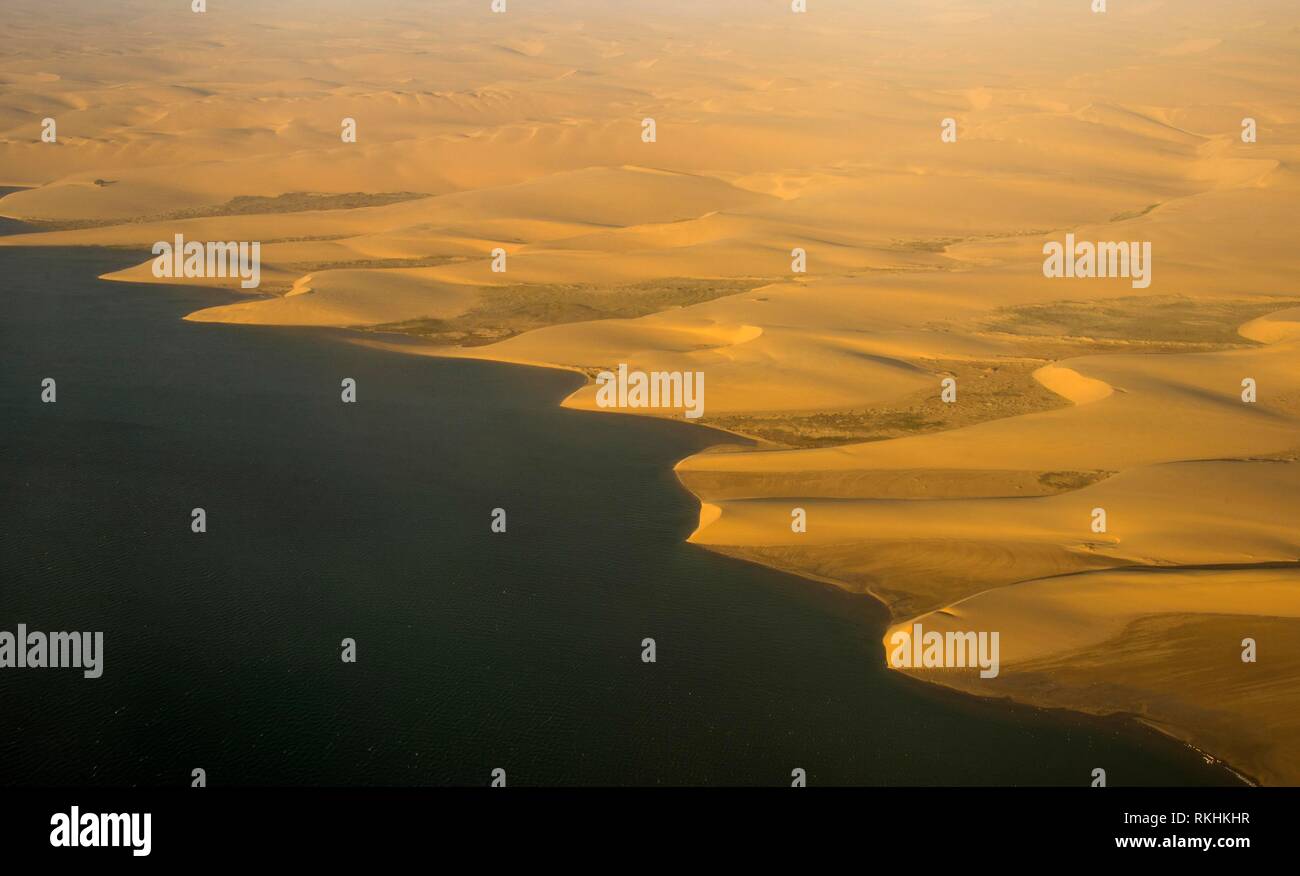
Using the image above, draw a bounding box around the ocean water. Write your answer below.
[0,247,1238,786]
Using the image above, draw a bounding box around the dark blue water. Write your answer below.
[0,247,1238,786]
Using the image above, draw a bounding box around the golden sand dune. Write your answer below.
[1032,364,1114,405]
[890,568,1300,786]
[186,269,481,326]
[691,459,1300,591]
[1240,306,1300,344]
[4,0,1299,782]
[894,566,1300,669]
[679,340,1300,478]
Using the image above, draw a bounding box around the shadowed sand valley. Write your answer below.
[3,0,1299,783]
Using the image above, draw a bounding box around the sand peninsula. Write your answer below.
[3,0,1299,784]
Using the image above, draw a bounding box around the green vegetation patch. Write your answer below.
[981,295,1300,349]
[366,277,770,346]
[703,358,1066,448]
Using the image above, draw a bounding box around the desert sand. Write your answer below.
[3,0,1298,783]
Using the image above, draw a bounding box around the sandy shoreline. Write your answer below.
[319,326,1277,785]
[8,140,1297,785]
[345,326,1297,785]
[4,0,1298,784]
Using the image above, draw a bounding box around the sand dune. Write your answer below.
[690,459,1300,603]
[890,567,1300,786]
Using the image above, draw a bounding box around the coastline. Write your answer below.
[0,242,1260,785]
[6,240,1291,785]
[348,328,1271,788]
[4,0,1299,797]
[669,514,1266,788]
